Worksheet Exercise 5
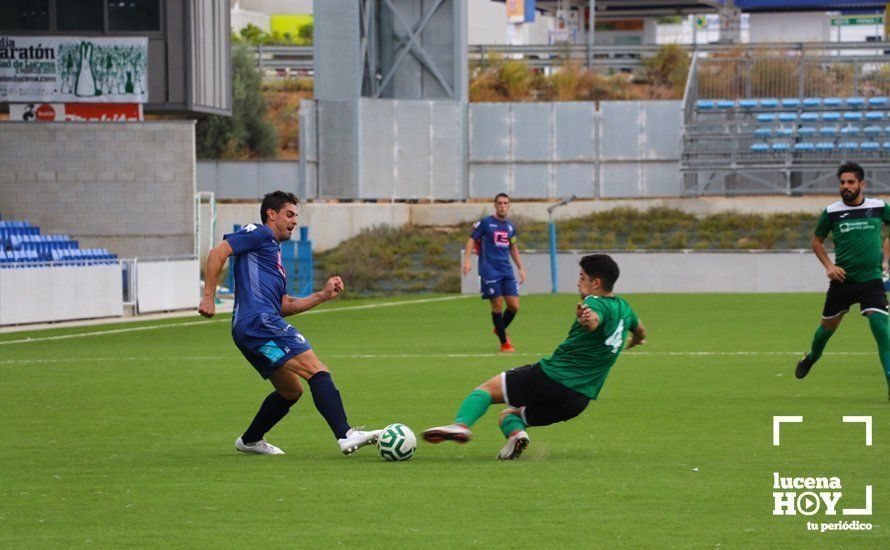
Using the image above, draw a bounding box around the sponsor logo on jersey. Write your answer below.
[493,231,510,247]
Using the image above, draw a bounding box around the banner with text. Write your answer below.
[0,36,148,103]
[9,102,143,122]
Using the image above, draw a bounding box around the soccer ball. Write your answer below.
[378,423,416,461]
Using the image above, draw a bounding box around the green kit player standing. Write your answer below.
[796,161,890,400]
[423,254,646,459]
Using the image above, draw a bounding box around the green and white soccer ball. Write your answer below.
[378,423,416,461]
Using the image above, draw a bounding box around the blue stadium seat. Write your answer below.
[823,97,842,108]
[778,113,796,122]
[839,142,858,150]
[884,142,890,149]
[756,114,775,122]
[776,127,794,136]
[754,127,773,137]
[799,112,819,122]
[840,126,860,135]
[717,100,734,109]
[865,111,885,121]
[750,143,769,152]
[816,142,835,151]
[771,142,789,151]
[798,126,816,136]
[696,100,715,110]
[781,98,801,108]
[822,112,841,121]
[864,126,883,136]
[843,112,862,121]
[861,142,880,151]
[868,97,888,107]
[793,142,814,151]
[760,98,779,108]
[803,98,821,108]
[819,126,838,135]
[846,97,865,107]
[739,99,758,109]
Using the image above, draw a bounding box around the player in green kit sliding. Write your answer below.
[795,161,890,401]
[423,254,646,460]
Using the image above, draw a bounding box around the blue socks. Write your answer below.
[308,371,351,440]
[242,391,299,444]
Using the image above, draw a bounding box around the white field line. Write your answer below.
[0,350,876,366]
[0,295,472,346]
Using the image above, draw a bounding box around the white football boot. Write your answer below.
[421,424,472,444]
[496,430,529,460]
[235,436,285,455]
[338,428,383,455]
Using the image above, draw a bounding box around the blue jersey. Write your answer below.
[224,223,286,325]
[470,215,516,280]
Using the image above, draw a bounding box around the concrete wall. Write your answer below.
[212,195,868,252]
[0,121,196,257]
[461,251,830,294]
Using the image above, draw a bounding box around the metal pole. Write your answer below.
[587,0,595,68]
[549,214,558,293]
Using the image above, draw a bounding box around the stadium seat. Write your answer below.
[840,126,860,135]
[756,114,775,122]
[868,97,888,106]
[798,126,816,136]
[839,142,858,150]
[822,112,841,121]
[781,98,800,108]
[823,97,842,107]
[696,100,715,110]
[842,112,862,121]
[739,99,758,109]
[754,127,773,137]
[819,126,838,135]
[750,143,769,152]
[884,142,890,149]
[760,98,778,108]
[799,112,820,122]
[864,126,883,136]
[771,142,789,151]
[793,142,814,151]
[861,142,880,151]
[717,100,734,109]
[845,97,865,107]
[803,98,822,108]
[865,111,885,121]
[778,113,796,122]
[776,127,793,136]
[816,142,835,151]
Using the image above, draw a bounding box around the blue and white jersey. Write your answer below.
[470,215,516,280]
[224,223,286,325]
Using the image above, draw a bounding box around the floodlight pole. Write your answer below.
[547,195,576,294]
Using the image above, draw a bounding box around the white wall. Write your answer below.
[750,12,830,43]
[136,259,201,313]
[461,251,830,294]
[0,265,123,325]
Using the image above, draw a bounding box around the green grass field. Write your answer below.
[1,293,887,548]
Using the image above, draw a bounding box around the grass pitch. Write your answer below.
[1,293,887,548]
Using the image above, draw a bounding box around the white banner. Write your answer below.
[0,36,148,103]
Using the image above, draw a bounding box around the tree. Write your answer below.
[196,44,278,159]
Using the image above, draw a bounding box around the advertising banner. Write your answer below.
[9,102,143,122]
[0,36,148,103]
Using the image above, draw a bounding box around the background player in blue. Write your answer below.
[198,191,382,455]
[463,193,527,352]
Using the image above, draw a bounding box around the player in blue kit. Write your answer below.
[198,191,382,456]
[463,193,526,352]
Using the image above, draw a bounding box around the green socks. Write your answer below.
[454,389,492,428]
[867,313,890,386]
[809,325,836,362]
[500,413,526,438]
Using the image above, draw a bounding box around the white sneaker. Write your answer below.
[235,436,285,455]
[338,428,383,455]
[496,430,529,460]
[422,424,472,444]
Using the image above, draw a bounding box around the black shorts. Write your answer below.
[502,363,589,427]
[822,279,889,319]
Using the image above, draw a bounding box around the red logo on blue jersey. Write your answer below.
[493,231,510,247]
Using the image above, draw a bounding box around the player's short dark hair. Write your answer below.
[837,161,865,182]
[260,191,299,223]
[494,193,510,202]
[580,254,620,292]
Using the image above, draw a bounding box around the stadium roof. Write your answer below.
[497,1,887,17]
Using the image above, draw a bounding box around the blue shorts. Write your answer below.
[232,313,312,379]
[480,275,519,299]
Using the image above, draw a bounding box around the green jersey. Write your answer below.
[539,295,639,400]
[814,198,890,282]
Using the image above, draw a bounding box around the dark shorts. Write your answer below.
[232,313,312,379]
[480,275,519,299]
[502,363,589,427]
[822,279,889,319]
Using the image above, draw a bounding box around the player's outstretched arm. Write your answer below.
[198,240,234,318]
[280,276,344,317]
[626,321,647,349]
[812,235,845,281]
